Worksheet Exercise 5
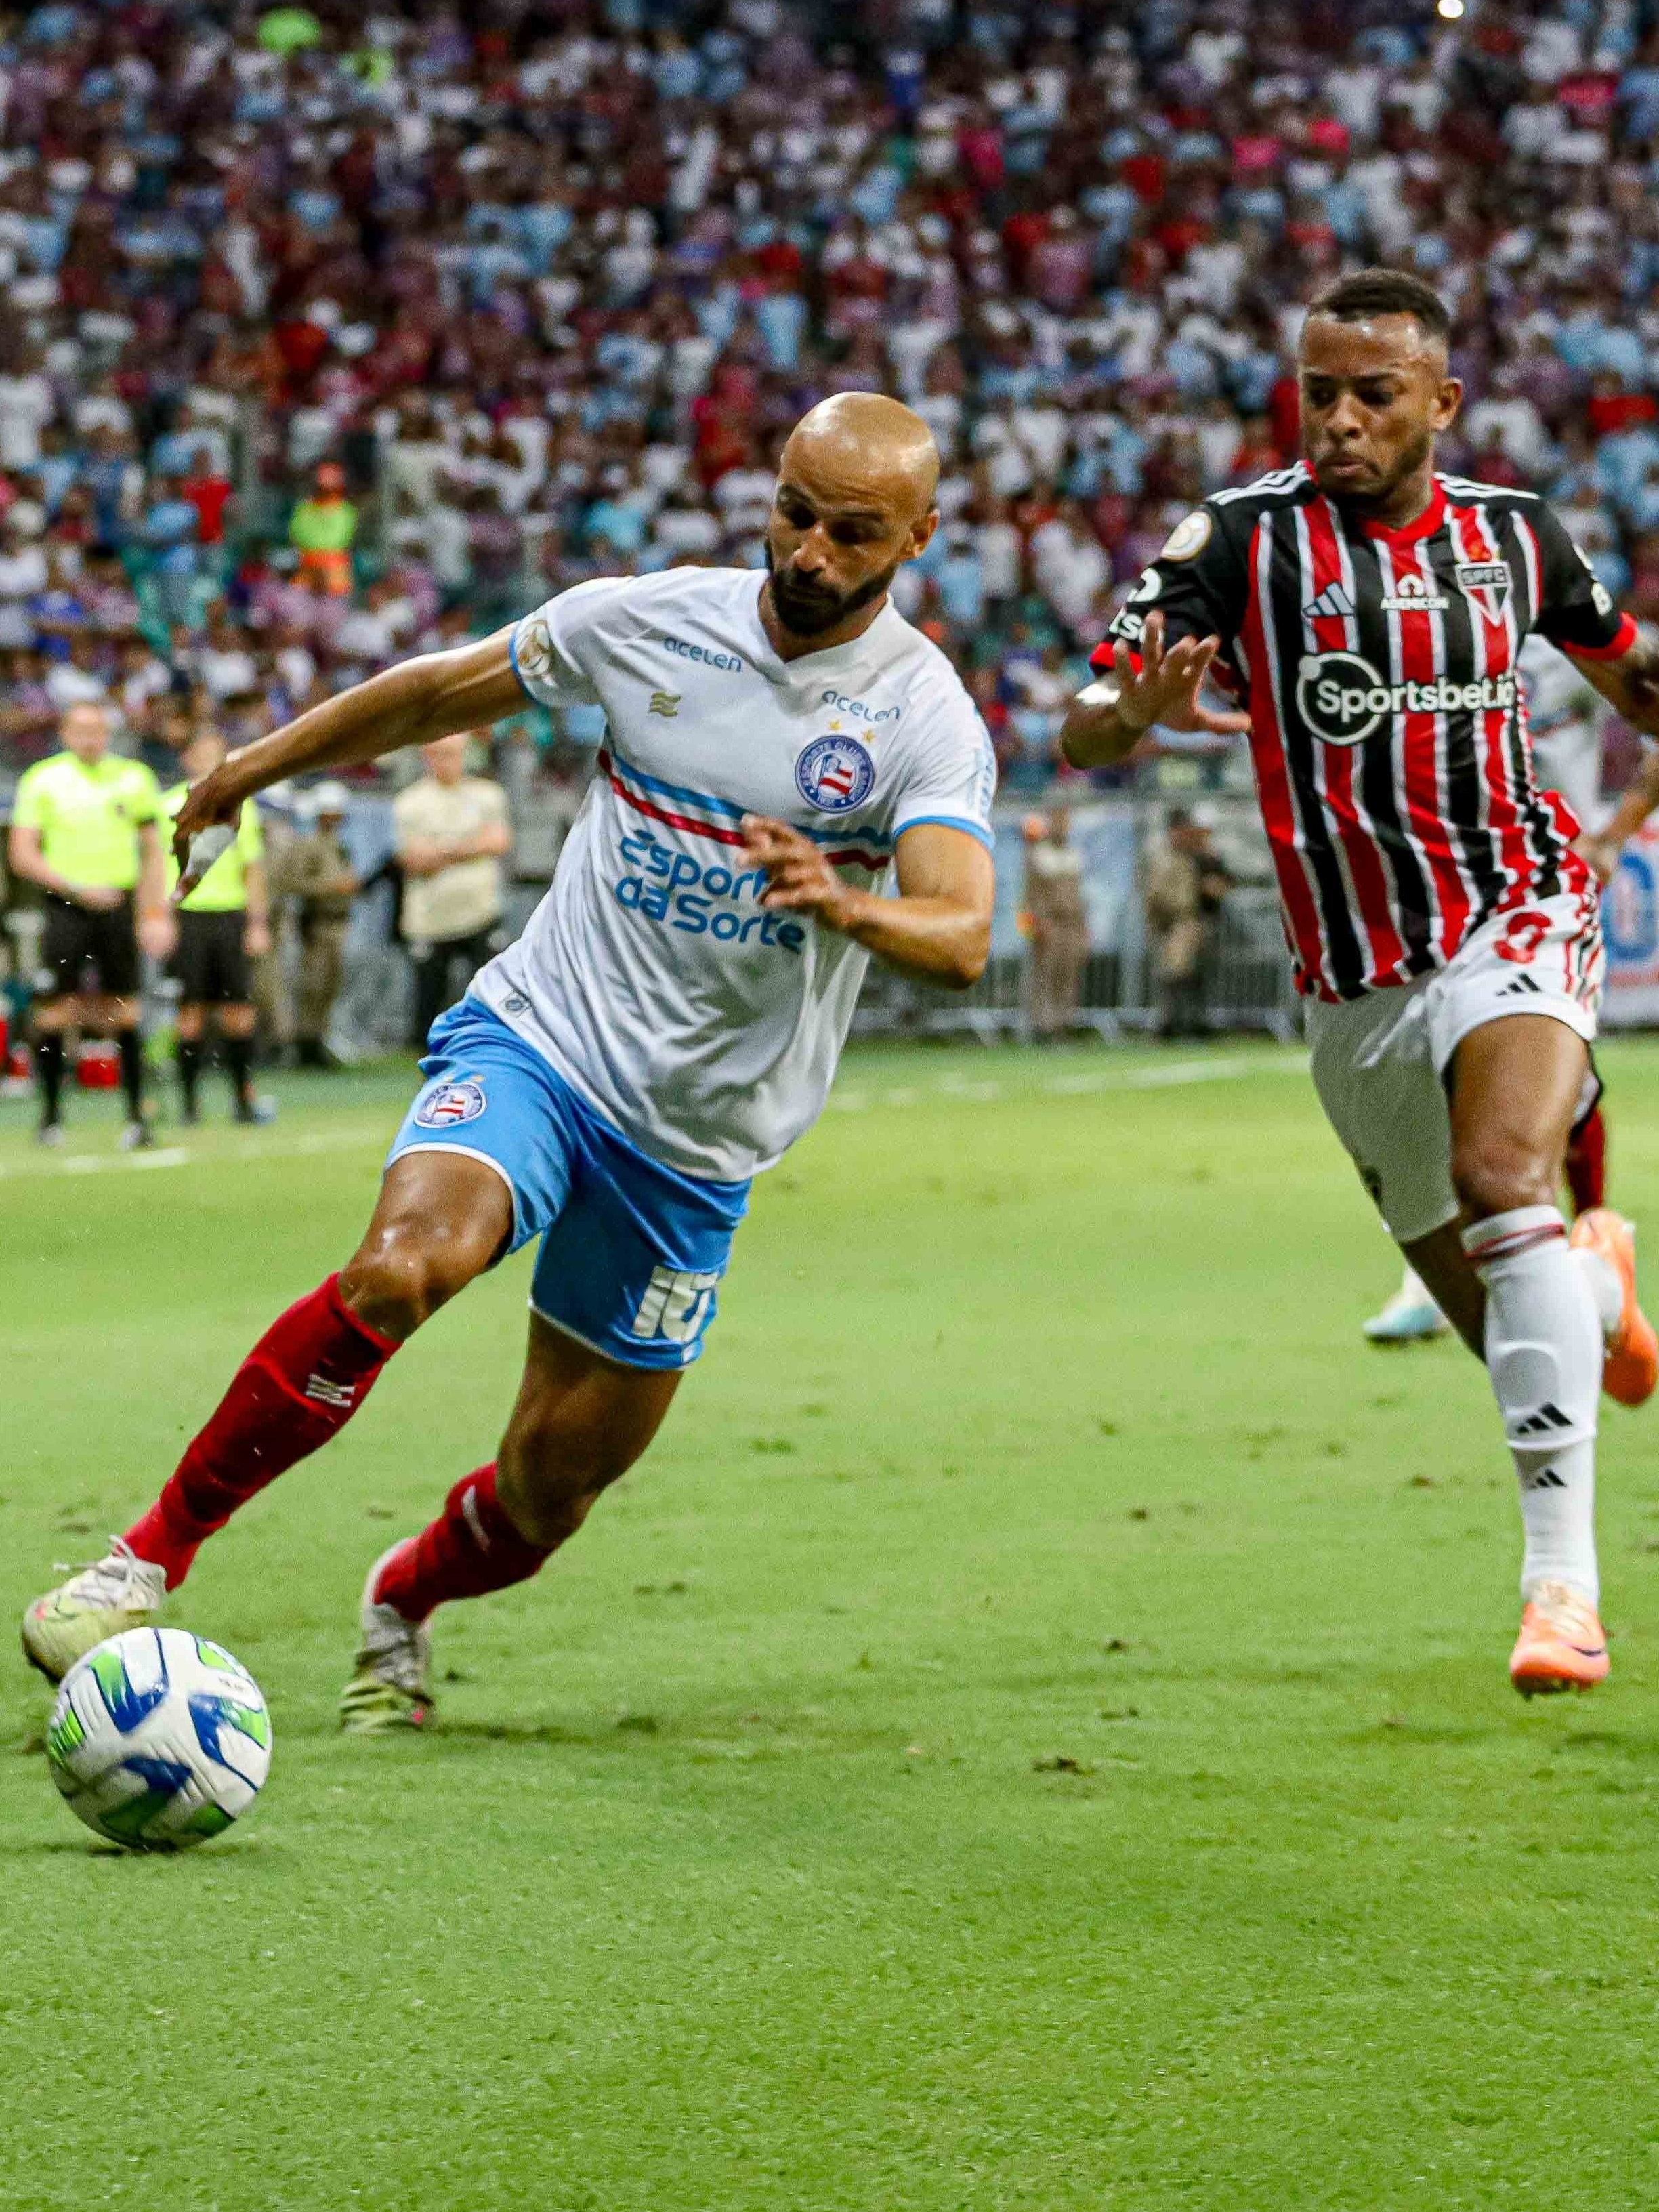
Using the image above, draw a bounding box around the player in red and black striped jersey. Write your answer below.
[1064,268,1659,1698]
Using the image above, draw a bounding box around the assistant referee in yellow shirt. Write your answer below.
[7,701,174,1146]
[161,726,274,1125]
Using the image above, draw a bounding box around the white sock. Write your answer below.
[1399,1262,1427,1301]
[1463,1206,1601,1607]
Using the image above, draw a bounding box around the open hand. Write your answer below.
[1108,611,1252,737]
[1575,830,1622,886]
[740,815,858,932]
[171,761,248,882]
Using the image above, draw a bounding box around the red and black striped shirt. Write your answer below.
[1092,465,1636,1001]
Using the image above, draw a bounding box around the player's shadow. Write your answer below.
[422,1719,597,1749]
[0,1835,270,1860]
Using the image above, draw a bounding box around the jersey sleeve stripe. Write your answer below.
[507,623,532,702]
[1561,613,1638,662]
[891,814,995,850]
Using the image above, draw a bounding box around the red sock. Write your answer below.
[373,1463,552,1623]
[1567,1104,1608,1215]
[125,1274,398,1588]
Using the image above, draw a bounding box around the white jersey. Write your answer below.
[1521,632,1609,831]
[474,567,996,1180]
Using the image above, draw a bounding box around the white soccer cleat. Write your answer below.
[1363,1269,1450,1344]
[21,1537,169,1683]
[338,1543,435,1734]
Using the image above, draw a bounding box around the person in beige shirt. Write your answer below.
[1143,804,1233,1039]
[393,731,512,1046]
[1022,804,1089,1040]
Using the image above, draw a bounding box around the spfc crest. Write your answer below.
[1455,560,1512,625]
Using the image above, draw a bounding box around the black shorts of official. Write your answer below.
[39,890,141,998]
[171,908,251,1005]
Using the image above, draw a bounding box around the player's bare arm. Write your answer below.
[740,816,992,989]
[171,629,525,873]
[135,820,175,961]
[243,857,271,957]
[1059,611,1250,770]
[1569,628,1659,880]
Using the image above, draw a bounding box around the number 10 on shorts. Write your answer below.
[630,1266,719,1345]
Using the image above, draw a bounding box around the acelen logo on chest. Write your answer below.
[613,829,807,954]
[1295,651,1517,745]
[656,632,744,672]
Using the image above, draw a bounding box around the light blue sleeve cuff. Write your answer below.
[893,814,996,852]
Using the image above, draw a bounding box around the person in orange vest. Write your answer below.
[290,461,357,596]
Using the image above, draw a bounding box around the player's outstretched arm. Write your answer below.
[1059,612,1251,770]
[171,630,524,877]
[741,816,993,989]
[1568,626,1659,880]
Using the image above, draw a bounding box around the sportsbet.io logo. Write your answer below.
[1295,652,1517,747]
[795,732,875,812]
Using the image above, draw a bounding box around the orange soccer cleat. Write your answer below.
[1509,1581,1610,1697]
[1571,1208,1658,1407]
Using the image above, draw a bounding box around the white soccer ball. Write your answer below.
[45,1627,272,1852]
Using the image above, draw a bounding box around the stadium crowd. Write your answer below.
[0,0,1654,807]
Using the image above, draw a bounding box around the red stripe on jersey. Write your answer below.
[1452,501,1534,905]
[1543,789,1593,896]
[1302,499,1407,980]
[1387,533,1473,963]
[1564,612,1637,661]
[1239,518,1326,980]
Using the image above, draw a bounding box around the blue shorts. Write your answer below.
[387,1001,749,1369]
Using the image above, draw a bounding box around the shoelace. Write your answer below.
[54,1535,144,1603]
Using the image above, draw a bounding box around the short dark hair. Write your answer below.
[1306,268,1450,346]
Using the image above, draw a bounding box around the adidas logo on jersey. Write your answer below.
[1303,581,1356,623]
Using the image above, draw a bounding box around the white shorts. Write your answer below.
[1306,890,1603,1244]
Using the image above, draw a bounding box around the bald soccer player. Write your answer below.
[25,396,998,1732]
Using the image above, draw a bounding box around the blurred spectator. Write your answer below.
[289,464,357,598]
[393,732,512,1047]
[286,785,358,1068]
[1144,807,1234,1041]
[1022,806,1089,1042]
[0,0,1655,830]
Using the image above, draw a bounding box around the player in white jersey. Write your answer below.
[22,396,997,1731]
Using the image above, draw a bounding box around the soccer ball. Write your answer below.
[45,1627,272,1852]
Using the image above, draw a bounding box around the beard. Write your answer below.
[1314,419,1436,514]
[763,539,901,638]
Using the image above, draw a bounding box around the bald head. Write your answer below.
[764,396,942,647]
[781,394,940,522]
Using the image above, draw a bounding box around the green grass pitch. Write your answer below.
[6,1038,1659,2209]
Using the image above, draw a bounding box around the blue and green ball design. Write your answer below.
[46,1628,272,1851]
